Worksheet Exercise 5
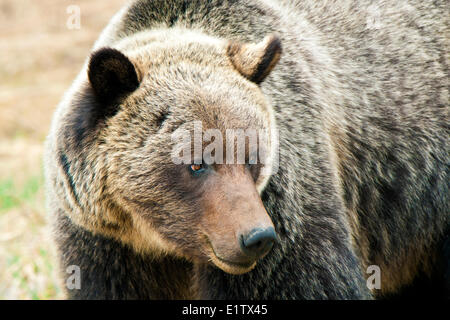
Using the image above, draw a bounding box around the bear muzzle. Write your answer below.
[200,166,277,275]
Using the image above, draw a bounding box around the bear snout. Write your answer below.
[239,227,277,259]
[199,165,276,274]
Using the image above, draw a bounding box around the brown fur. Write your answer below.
[45,0,449,299]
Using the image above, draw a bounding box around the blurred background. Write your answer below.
[0,0,126,299]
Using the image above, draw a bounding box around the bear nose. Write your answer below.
[239,227,277,258]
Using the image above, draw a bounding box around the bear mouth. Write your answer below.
[207,244,257,275]
[210,253,257,275]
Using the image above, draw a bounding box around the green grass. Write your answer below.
[0,174,44,212]
[0,166,64,299]
[0,179,17,211]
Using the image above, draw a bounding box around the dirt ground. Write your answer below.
[0,0,127,299]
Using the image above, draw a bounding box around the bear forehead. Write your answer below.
[115,28,232,70]
[126,82,270,133]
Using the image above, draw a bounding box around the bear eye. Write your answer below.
[189,163,207,175]
[246,163,260,182]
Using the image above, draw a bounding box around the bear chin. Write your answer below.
[209,253,257,275]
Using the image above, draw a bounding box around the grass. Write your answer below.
[0,179,16,211]
[0,0,127,299]
[0,175,42,212]
[0,163,63,299]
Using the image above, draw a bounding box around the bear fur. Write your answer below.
[44,0,449,299]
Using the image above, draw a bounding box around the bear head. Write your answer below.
[82,30,281,274]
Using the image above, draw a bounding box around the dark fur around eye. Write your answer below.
[155,112,169,128]
[246,163,261,182]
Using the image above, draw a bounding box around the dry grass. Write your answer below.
[0,0,127,299]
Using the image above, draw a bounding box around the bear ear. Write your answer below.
[227,34,282,84]
[88,47,140,104]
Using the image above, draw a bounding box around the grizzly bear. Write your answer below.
[44,0,449,299]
